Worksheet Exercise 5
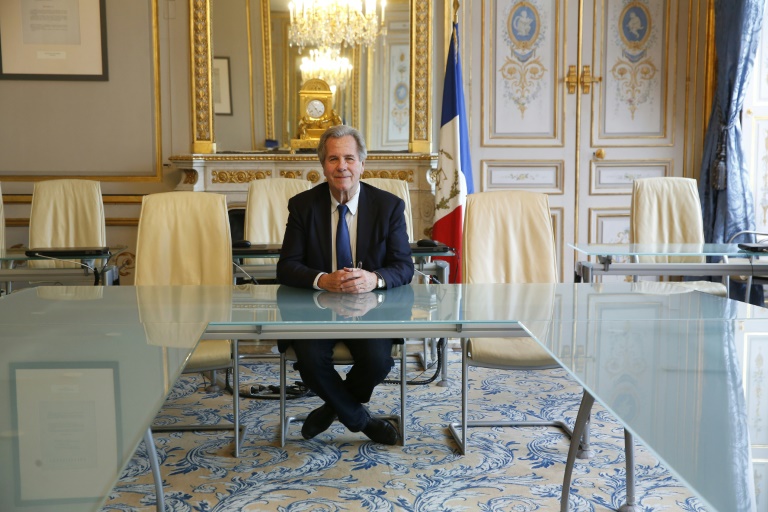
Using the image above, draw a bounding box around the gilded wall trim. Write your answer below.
[410,0,432,153]
[362,170,415,182]
[182,169,198,185]
[261,0,275,141]
[278,170,305,179]
[169,153,435,162]
[191,0,214,153]
[212,170,272,183]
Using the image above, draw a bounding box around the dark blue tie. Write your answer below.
[336,204,352,270]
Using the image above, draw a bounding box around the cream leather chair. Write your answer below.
[28,179,106,268]
[361,178,414,242]
[135,191,245,455]
[238,178,312,365]
[276,179,412,446]
[362,177,447,378]
[243,178,312,265]
[448,190,590,456]
[630,177,727,296]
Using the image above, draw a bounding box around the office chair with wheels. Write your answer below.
[135,191,245,456]
[630,177,727,296]
[28,179,106,269]
[278,180,411,447]
[448,190,592,457]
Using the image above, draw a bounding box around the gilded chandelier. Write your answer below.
[300,48,353,94]
[288,0,386,51]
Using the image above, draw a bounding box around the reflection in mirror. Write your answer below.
[209,0,417,152]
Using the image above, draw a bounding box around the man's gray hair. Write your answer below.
[317,125,367,163]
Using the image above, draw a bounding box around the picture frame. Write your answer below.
[0,0,108,81]
[10,361,120,505]
[213,56,233,115]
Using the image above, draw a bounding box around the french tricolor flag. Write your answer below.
[432,21,473,283]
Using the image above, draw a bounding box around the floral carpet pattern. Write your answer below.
[102,348,704,511]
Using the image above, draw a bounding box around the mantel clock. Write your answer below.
[290,78,342,152]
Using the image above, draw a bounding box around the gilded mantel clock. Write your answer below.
[290,78,342,152]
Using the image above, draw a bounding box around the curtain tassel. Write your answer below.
[713,129,727,191]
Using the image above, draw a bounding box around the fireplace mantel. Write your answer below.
[169,152,438,239]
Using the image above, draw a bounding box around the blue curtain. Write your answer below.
[699,0,765,304]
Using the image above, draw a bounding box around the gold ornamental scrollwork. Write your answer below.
[114,251,135,278]
[182,169,199,185]
[191,0,213,151]
[362,170,414,182]
[410,0,431,152]
[307,171,321,183]
[212,170,272,183]
[279,170,305,179]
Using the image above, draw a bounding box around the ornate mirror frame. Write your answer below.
[189,0,432,154]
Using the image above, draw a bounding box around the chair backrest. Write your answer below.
[28,179,106,268]
[244,178,311,244]
[134,191,233,285]
[463,190,558,284]
[630,177,704,263]
[244,178,311,265]
[362,178,414,242]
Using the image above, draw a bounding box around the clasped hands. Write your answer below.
[318,266,377,294]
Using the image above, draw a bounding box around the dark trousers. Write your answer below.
[291,338,394,431]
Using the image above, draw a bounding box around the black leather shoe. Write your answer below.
[362,416,399,445]
[301,404,337,440]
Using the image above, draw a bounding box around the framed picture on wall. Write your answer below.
[213,56,233,115]
[0,0,108,80]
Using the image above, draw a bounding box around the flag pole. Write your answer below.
[432,0,472,283]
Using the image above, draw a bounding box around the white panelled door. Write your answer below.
[473,0,699,282]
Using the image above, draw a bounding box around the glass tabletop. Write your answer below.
[0,286,206,512]
[568,242,749,257]
[0,282,759,511]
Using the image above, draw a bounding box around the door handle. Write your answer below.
[580,65,601,94]
[565,65,602,94]
[565,65,579,94]
[594,148,605,159]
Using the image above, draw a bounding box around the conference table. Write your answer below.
[233,242,453,285]
[570,242,767,283]
[0,282,761,511]
[0,246,124,293]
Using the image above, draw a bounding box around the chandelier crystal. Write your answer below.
[300,47,353,94]
[288,0,386,51]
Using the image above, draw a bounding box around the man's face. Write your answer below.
[322,135,364,201]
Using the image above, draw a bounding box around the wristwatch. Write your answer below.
[375,272,385,289]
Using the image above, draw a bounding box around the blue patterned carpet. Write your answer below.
[101,348,703,511]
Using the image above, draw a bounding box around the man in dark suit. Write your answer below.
[276,125,414,445]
